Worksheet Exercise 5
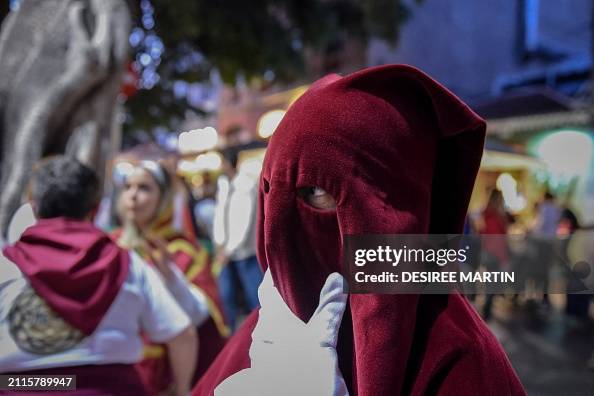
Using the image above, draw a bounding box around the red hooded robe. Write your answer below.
[193,65,525,396]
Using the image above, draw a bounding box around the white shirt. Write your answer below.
[0,251,191,372]
[164,264,211,327]
[213,170,259,261]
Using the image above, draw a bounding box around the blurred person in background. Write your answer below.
[213,157,264,332]
[557,206,589,321]
[0,156,197,396]
[533,191,562,237]
[529,191,562,307]
[191,172,219,253]
[479,189,510,320]
[113,160,228,394]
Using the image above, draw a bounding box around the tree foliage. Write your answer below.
[124,0,421,137]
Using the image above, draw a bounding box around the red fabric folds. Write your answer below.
[3,218,129,336]
[193,64,525,395]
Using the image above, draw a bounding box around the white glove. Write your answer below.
[215,269,349,396]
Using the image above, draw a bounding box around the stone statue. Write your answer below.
[0,0,130,238]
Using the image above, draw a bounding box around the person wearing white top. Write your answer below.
[0,251,191,371]
[213,158,264,331]
[0,156,197,396]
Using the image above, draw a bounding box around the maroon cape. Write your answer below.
[3,218,129,335]
[193,65,525,395]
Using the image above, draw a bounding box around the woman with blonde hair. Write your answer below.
[112,159,227,395]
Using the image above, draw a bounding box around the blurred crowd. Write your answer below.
[0,137,266,395]
[467,188,591,317]
[466,186,594,370]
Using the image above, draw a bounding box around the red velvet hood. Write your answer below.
[194,65,525,395]
[3,218,129,335]
[257,64,485,316]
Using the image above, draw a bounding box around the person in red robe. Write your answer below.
[479,189,510,265]
[478,189,511,320]
[193,65,526,396]
[112,160,228,394]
